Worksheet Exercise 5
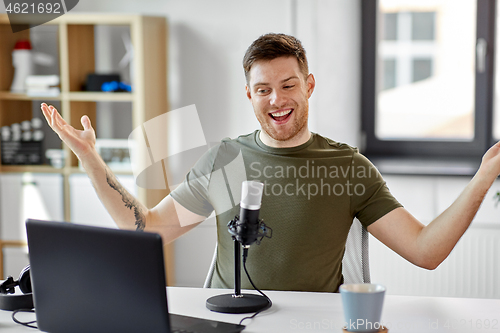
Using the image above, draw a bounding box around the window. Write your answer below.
[361,0,495,164]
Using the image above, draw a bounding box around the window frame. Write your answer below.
[360,0,496,161]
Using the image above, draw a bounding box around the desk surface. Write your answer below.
[1,287,499,332]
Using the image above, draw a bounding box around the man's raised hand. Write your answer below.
[40,103,96,161]
[478,140,500,181]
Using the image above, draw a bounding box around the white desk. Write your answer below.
[1,287,499,332]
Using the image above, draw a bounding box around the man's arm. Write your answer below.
[41,103,206,243]
[367,141,500,270]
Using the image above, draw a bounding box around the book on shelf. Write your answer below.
[25,75,60,97]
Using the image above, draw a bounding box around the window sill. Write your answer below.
[367,156,480,177]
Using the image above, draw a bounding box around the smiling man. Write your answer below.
[41,33,500,293]
[245,54,313,147]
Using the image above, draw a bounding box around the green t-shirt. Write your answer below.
[170,130,401,292]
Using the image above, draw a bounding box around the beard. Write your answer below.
[257,103,309,142]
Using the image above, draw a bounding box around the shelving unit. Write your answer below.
[0,14,173,283]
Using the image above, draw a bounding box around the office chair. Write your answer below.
[342,218,371,284]
[203,218,370,288]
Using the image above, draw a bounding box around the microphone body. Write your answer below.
[228,181,270,247]
[235,207,261,246]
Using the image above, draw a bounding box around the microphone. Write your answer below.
[228,181,270,246]
[207,181,272,314]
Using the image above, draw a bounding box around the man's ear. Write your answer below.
[245,85,252,101]
[306,74,316,98]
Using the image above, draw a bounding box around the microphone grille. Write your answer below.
[240,181,264,209]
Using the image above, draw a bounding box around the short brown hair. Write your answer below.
[243,33,309,84]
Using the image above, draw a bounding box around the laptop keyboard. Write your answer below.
[170,313,245,333]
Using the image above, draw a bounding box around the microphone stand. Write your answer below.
[205,216,271,314]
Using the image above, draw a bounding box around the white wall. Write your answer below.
[68,0,361,146]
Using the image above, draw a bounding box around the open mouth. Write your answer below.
[269,109,293,122]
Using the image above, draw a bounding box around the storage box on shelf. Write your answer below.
[0,14,173,283]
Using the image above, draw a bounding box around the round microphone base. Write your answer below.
[206,293,270,314]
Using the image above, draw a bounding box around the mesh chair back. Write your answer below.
[203,243,217,288]
[342,218,370,284]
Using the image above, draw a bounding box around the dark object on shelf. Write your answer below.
[1,141,43,165]
[84,73,121,92]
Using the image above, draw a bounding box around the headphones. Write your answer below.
[0,265,33,311]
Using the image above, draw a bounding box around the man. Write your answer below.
[41,33,500,293]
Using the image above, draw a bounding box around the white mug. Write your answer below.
[340,283,386,332]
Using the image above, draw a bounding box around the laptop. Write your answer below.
[25,219,245,333]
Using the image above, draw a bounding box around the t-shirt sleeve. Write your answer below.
[349,152,403,228]
[169,145,219,217]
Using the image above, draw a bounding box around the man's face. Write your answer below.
[246,56,315,144]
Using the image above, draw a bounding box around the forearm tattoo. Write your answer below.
[105,168,146,231]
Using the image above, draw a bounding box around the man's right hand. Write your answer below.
[40,103,96,161]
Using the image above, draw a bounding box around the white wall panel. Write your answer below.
[3,247,29,279]
[311,0,361,147]
[0,173,63,241]
[0,173,63,278]
[370,227,500,299]
[371,175,500,298]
